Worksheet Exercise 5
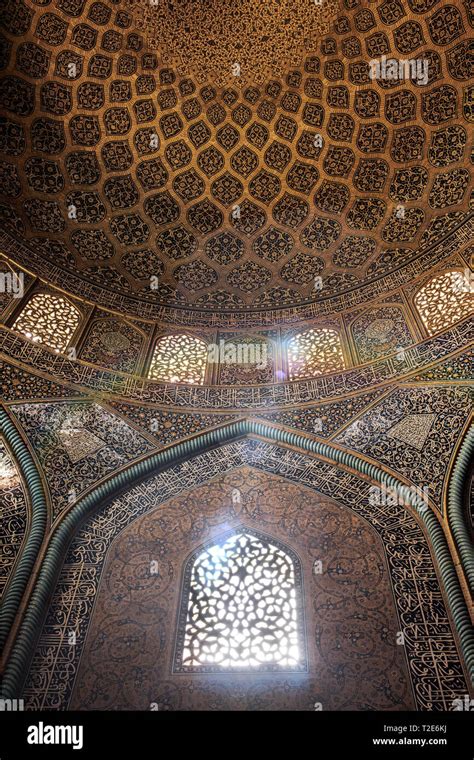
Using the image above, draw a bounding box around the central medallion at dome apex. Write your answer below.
[132,0,338,84]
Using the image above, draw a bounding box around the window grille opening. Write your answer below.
[174,529,306,673]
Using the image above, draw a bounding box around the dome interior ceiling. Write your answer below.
[0,0,472,317]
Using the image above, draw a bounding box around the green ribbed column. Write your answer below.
[0,407,48,652]
[447,426,474,591]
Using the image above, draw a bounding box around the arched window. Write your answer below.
[174,529,306,672]
[148,333,207,384]
[414,270,473,336]
[12,293,81,352]
[287,328,345,380]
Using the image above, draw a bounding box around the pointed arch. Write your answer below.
[0,407,48,654]
[447,427,474,592]
[217,333,275,384]
[79,317,145,373]
[349,305,413,363]
[1,419,472,700]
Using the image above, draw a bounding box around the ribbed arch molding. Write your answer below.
[1,419,473,698]
[0,407,48,653]
[447,427,474,592]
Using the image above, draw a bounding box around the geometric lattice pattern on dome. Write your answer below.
[287,328,345,380]
[132,0,338,86]
[148,333,208,383]
[414,271,474,336]
[0,0,471,315]
[12,293,81,352]
[174,529,305,672]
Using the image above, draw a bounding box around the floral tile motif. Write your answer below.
[108,402,237,446]
[10,402,154,519]
[0,359,83,401]
[0,437,28,599]
[262,389,388,438]
[335,386,473,509]
[408,350,474,383]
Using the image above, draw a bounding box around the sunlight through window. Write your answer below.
[287,327,345,380]
[174,530,305,672]
[148,333,208,384]
[13,293,81,352]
